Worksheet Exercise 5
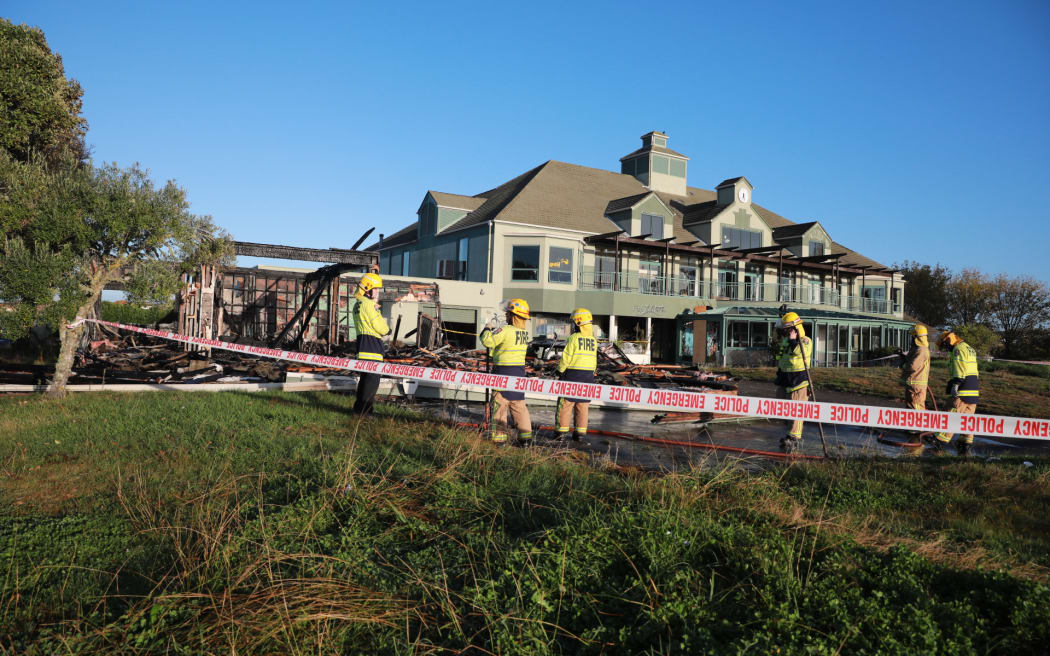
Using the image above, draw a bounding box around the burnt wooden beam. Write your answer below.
[234,241,378,266]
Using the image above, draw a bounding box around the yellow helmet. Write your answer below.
[570,307,593,327]
[938,332,959,349]
[781,312,802,328]
[357,272,383,293]
[506,298,530,319]
[912,324,928,337]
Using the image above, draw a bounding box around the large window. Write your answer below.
[457,237,469,280]
[678,259,698,296]
[809,240,825,256]
[595,249,616,289]
[721,226,762,249]
[641,213,664,240]
[744,264,763,301]
[639,258,662,294]
[511,245,540,281]
[718,264,738,299]
[548,246,573,284]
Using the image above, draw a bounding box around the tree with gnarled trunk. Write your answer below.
[1,156,230,396]
[984,274,1050,358]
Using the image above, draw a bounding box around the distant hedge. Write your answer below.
[100,301,175,326]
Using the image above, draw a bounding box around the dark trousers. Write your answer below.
[353,372,381,415]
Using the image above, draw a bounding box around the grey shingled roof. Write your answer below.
[620,144,689,160]
[771,221,820,240]
[371,159,887,269]
[428,191,486,211]
[605,191,654,214]
[716,176,746,187]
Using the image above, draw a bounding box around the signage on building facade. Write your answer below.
[632,305,667,315]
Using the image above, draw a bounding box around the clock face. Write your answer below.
[738,188,749,203]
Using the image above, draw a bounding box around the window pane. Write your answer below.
[511,245,539,281]
[728,321,749,347]
[402,251,411,276]
[642,213,664,240]
[669,159,686,177]
[652,154,670,174]
[548,246,573,284]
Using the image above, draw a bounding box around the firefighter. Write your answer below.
[775,312,813,453]
[927,331,980,455]
[351,272,390,415]
[555,308,598,441]
[479,299,532,444]
[900,324,931,412]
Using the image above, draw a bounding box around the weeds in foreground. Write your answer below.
[0,391,1049,654]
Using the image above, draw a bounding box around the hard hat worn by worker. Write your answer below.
[506,298,530,319]
[911,324,929,348]
[357,272,383,294]
[938,331,960,349]
[570,307,592,327]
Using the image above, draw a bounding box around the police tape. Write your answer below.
[68,317,1050,442]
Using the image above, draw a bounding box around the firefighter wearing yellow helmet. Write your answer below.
[555,308,598,441]
[775,311,813,453]
[479,298,532,444]
[899,324,930,413]
[352,272,390,415]
[928,331,980,455]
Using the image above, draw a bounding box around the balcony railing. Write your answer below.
[578,268,897,315]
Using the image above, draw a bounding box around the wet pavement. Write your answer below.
[414,385,1050,472]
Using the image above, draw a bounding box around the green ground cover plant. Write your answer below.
[1,391,1048,654]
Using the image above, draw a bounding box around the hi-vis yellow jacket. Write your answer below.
[353,296,390,361]
[777,336,813,374]
[949,341,979,400]
[480,326,529,366]
[558,333,598,373]
[775,336,813,393]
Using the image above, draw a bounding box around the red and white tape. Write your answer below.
[69,318,1050,442]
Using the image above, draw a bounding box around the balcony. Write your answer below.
[578,268,897,315]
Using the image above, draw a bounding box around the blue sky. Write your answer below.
[6,1,1050,279]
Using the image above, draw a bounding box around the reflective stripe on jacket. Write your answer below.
[902,345,930,387]
[558,333,597,373]
[480,327,529,366]
[950,341,979,400]
[353,297,389,361]
[776,336,812,373]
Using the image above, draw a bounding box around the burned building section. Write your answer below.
[176,240,441,353]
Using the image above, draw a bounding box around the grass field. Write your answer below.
[2,391,1049,654]
[718,359,1050,419]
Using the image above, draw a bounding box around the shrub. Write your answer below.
[100,301,174,326]
[953,323,1001,356]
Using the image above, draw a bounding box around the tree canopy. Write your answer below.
[0,19,88,168]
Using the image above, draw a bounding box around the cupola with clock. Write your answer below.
[716,176,754,207]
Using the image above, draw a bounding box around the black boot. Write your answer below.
[955,442,971,457]
[779,436,801,454]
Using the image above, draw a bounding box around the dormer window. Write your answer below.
[641,213,664,239]
[809,241,825,256]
